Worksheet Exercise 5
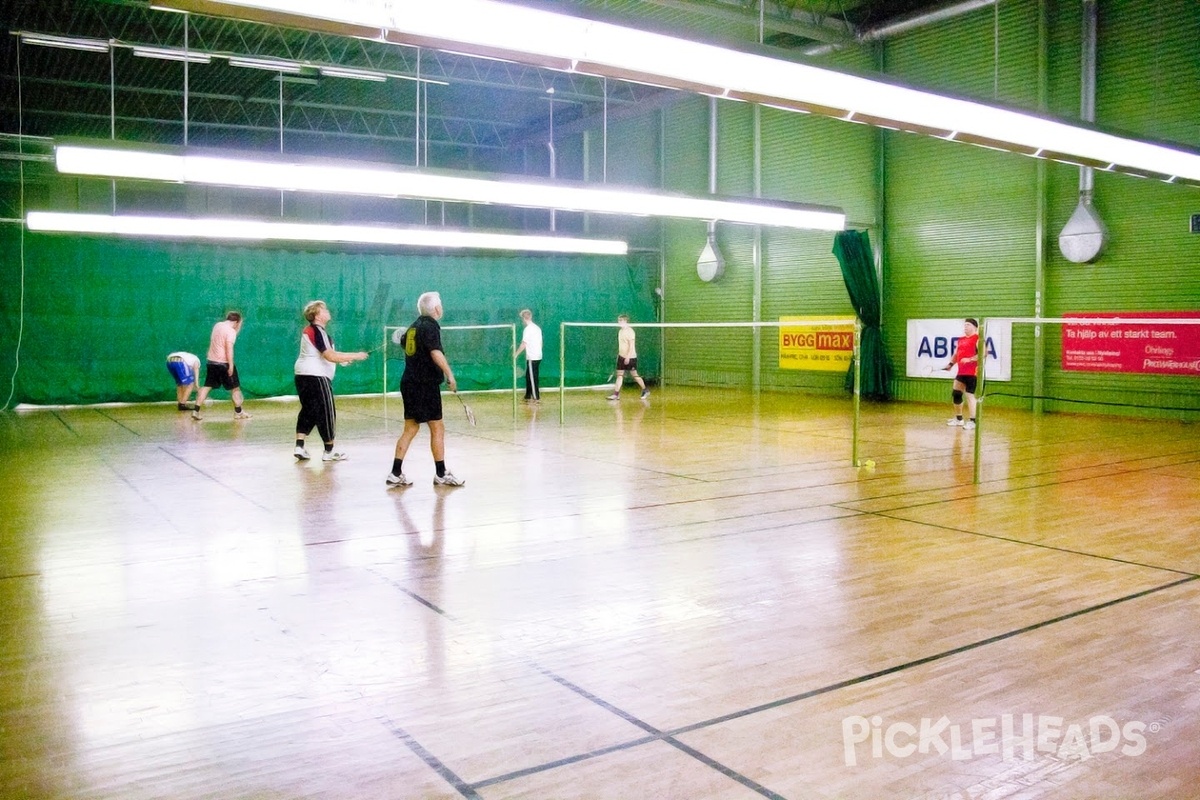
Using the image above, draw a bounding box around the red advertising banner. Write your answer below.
[1063,312,1200,375]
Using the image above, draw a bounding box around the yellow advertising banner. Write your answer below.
[778,316,856,371]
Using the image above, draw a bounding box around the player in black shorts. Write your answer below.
[386,291,465,487]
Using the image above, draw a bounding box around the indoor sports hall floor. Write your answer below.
[2,387,1198,799]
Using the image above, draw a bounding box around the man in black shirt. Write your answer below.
[386,291,465,487]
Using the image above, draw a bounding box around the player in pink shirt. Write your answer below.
[193,311,250,421]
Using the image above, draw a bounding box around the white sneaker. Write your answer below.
[640,389,650,399]
[191,409,203,421]
[234,410,252,420]
[947,418,963,426]
[322,450,348,462]
[385,472,413,487]
[606,393,620,401]
[963,420,976,430]
[294,446,311,461]
[433,471,465,486]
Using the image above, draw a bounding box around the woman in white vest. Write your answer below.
[293,300,368,462]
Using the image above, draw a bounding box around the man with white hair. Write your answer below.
[386,291,465,487]
[513,308,543,403]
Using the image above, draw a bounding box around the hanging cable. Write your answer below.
[602,77,608,183]
[110,36,116,213]
[184,13,190,146]
[993,2,1000,98]
[279,73,285,215]
[3,41,28,411]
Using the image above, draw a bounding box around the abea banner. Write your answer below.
[906,319,1012,381]
[779,316,856,371]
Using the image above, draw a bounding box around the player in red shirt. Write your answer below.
[945,318,979,429]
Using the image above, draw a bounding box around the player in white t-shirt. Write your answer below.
[165,351,201,410]
[514,308,543,403]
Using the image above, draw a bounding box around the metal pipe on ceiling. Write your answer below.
[804,0,1000,56]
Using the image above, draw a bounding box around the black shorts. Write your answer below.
[957,375,978,393]
[617,356,638,371]
[401,380,443,423]
[204,362,240,390]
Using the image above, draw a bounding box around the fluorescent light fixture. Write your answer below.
[26,211,629,255]
[152,0,1200,184]
[319,65,387,82]
[132,45,212,64]
[55,143,847,230]
[227,55,305,73]
[18,32,110,53]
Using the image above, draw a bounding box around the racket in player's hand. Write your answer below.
[453,391,477,427]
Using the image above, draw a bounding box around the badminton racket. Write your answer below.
[452,391,476,426]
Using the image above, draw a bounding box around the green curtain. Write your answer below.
[0,230,658,405]
[832,229,892,400]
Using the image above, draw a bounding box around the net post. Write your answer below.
[558,321,566,425]
[511,323,517,421]
[973,318,987,484]
[852,317,862,467]
[382,325,389,430]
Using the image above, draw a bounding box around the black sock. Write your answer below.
[295,439,305,449]
[435,460,446,478]
[392,458,403,476]
[324,443,334,453]
[956,414,963,420]
[235,405,243,413]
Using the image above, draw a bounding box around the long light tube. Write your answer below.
[227,55,306,73]
[54,143,848,230]
[319,66,387,82]
[132,45,212,64]
[151,0,1200,184]
[18,32,111,53]
[26,211,629,255]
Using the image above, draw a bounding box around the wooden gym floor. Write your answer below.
[1,386,1198,799]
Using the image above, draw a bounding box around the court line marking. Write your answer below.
[834,449,1200,509]
[868,511,1200,578]
[470,664,785,800]
[92,408,143,436]
[378,558,1197,795]
[664,574,1199,736]
[157,446,275,512]
[382,718,483,800]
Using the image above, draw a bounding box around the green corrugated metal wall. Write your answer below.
[884,0,1200,417]
[661,62,879,390]
[882,1,1041,406]
[1040,0,1200,416]
[658,0,1199,418]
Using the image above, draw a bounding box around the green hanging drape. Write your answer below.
[832,229,892,400]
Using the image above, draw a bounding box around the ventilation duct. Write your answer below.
[1059,0,1107,264]
[697,97,726,282]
